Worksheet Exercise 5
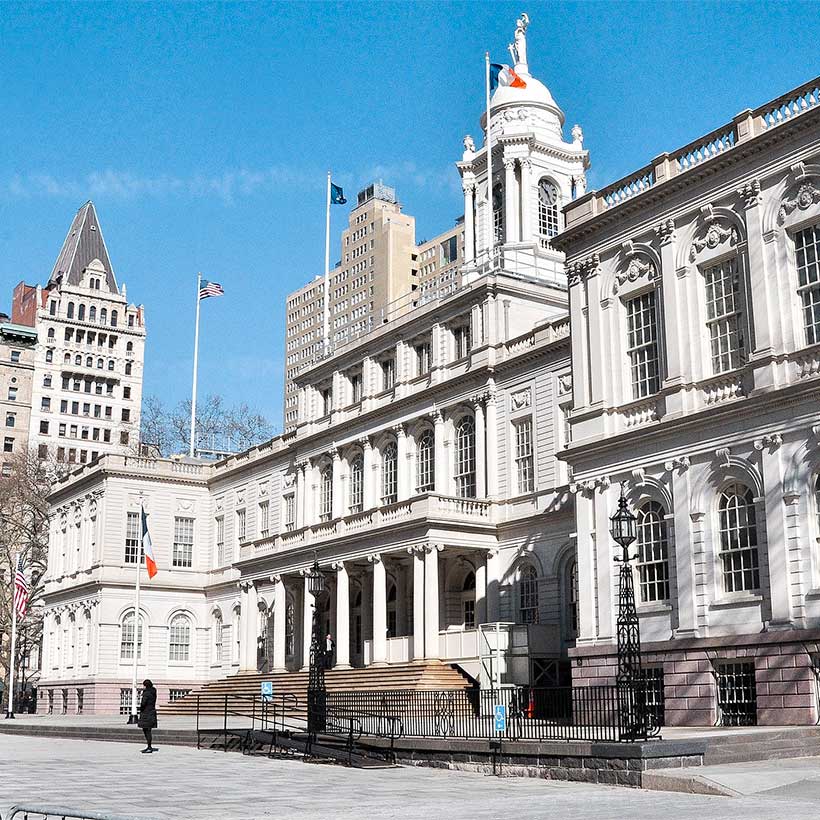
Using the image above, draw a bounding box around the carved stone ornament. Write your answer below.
[510,388,532,411]
[283,472,296,488]
[737,179,761,210]
[654,219,676,245]
[778,181,820,225]
[236,488,245,505]
[558,373,572,395]
[689,222,739,262]
[568,253,600,286]
[615,257,657,293]
[176,498,194,513]
[215,496,224,512]
[462,135,476,161]
[258,481,269,497]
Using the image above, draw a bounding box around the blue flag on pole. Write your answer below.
[330,182,347,205]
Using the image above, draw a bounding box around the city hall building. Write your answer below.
[36,20,820,727]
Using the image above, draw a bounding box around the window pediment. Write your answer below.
[778,179,820,228]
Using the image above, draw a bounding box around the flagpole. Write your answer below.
[5,554,19,719]
[128,512,142,725]
[323,171,331,354]
[485,52,494,263]
[189,273,202,458]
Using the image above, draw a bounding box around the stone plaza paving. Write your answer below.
[1,735,820,819]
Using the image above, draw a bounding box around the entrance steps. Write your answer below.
[163,661,474,717]
[701,726,820,765]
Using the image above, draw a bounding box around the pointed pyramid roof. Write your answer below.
[49,201,118,292]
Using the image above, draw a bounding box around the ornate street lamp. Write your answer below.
[306,556,328,737]
[609,486,646,740]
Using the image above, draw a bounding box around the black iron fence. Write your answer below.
[326,684,659,743]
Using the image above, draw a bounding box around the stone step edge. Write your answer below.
[642,771,740,797]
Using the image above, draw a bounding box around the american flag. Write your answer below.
[199,280,225,300]
[13,556,29,618]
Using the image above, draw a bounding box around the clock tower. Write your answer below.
[457,13,589,286]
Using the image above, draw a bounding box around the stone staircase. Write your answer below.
[164,661,475,717]
[701,726,820,765]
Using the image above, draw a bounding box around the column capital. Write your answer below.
[431,407,445,425]
[330,446,342,462]
[654,218,676,245]
[269,574,282,585]
[331,560,346,571]
[462,182,476,195]
[471,391,490,408]
[406,544,426,556]
[359,435,373,450]
[737,178,762,210]
[426,544,444,554]
[393,422,407,437]
[503,157,516,172]
[295,458,310,472]
[367,553,382,564]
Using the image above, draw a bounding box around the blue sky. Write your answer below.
[1,1,817,431]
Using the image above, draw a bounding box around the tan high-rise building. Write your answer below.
[0,318,37,475]
[284,182,416,428]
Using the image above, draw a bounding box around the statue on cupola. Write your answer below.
[508,13,530,73]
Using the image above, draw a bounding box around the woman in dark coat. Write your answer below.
[138,679,158,753]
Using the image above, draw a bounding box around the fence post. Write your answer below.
[196,695,200,749]
[223,693,228,752]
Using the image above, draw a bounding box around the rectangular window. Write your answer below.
[626,291,661,398]
[453,325,471,360]
[284,495,295,531]
[704,257,744,373]
[215,516,225,565]
[716,662,757,727]
[3,437,14,453]
[381,357,395,391]
[39,420,49,434]
[415,342,431,376]
[124,512,141,564]
[10,350,20,363]
[7,387,17,401]
[5,413,13,427]
[259,500,270,537]
[350,372,363,404]
[795,223,820,345]
[236,509,246,543]
[320,387,332,417]
[514,418,534,494]
[173,517,194,568]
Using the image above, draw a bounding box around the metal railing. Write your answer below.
[326,685,660,743]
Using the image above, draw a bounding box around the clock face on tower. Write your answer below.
[539,179,558,205]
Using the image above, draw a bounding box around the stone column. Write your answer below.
[362,437,374,510]
[593,487,614,641]
[520,159,532,242]
[463,183,475,263]
[331,448,343,519]
[371,555,387,665]
[669,461,698,638]
[474,397,486,498]
[396,424,410,501]
[485,384,498,498]
[238,582,250,669]
[334,562,351,668]
[574,491,598,644]
[475,556,488,626]
[301,572,314,670]
[241,582,259,672]
[411,547,426,660]
[272,576,286,672]
[485,550,500,622]
[433,410,446,494]
[504,157,518,244]
[424,546,441,659]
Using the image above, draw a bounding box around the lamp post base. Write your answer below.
[4,711,15,720]
[127,714,139,725]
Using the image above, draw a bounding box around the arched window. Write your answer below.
[718,484,759,593]
[100,308,107,324]
[233,606,241,663]
[97,358,103,369]
[319,464,333,521]
[45,349,53,364]
[85,356,92,368]
[636,501,670,602]
[89,306,97,322]
[111,310,118,327]
[462,571,476,629]
[120,611,143,660]
[47,327,55,340]
[74,354,81,366]
[125,362,132,376]
[381,442,398,505]
[82,609,92,665]
[492,183,504,243]
[566,558,579,639]
[794,223,820,345]
[416,429,435,493]
[67,302,75,319]
[387,582,398,638]
[78,304,85,321]
[169,614,191,662]
[108,359,115,371]
[519,565,539,624]
[349,454,364,513]
[352,587,363,655]
[703,256,746,374]
[212,610,223,663]
[538,178,560,247]
[455,416,476,498]
[126,341,134,353]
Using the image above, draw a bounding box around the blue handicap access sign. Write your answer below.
[493,704,506,732]
[260,681,273,702]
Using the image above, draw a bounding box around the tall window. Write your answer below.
[349,455,364,513]
[124,512,141,564]
[320,387,333,417]
[350,372,363,403]
[213,611,223,663]
[319,465,333,521]
[519,565,539,624]
[636,502,670,602]
[215,516,225,566]
[416,430,435,493]
[259,500,270,537]
[704,257,745,373]
[492,183,503,243]
[236,509,246,543]
[462,571,476,629]
[382,442,398,504]
[284,495,295,531]
[795,223,820,345]
[567,559,579,638]
[718,484,760,593]
[172,517,194,568]
[120,612,143,660]
[538,178,560,247]
[626,291,661,397]
[455,416,476,498]
[815,474,820,535]
[514,418,534,494]
[453,324,471,359]
[381,357,395,391]
[415,342,431,376]
[285,599,295,657]
[387,583,398,638]
[169,614,191,662]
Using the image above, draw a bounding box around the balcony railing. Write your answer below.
[240,492,495,560]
